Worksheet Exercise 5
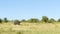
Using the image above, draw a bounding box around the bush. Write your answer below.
[27,18,39,23]
[57,19,60,22]
[21,19,26,22]
[48,18,56,23]
[4,18,8,23]
[0,18,2,23]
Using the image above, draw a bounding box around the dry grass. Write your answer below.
[0,22,60,34]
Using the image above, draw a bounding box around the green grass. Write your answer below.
[0,22,60,34]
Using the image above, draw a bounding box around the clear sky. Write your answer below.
[0,0,60,20]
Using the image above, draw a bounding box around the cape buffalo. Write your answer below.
[14,20,20,25]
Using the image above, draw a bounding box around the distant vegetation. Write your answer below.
[4,18,8,23]
[0,18,2,23]
[0,16,60,24]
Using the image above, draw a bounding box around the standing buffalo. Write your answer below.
[14,20,21,25]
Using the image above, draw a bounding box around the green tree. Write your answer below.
[28,18,39,23]
[48,18,56,23]
[42,16,49,23]
[0,18,2,23]
[4,18,8,23]
[57,19,60,22]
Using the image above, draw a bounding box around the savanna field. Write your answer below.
[0,22,60,34]
[0,0,60,34]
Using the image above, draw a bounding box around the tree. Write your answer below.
[57,19,60,22]
[42,16,49,23]
[0,18,2,23]
[48,18,56,23]
[4,18,8,23]
[21,19,26,22]
[28,18,39,23]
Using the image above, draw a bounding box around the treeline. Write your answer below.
[21,16,60,23]
[0,18,8,23]
[0,16,60,23]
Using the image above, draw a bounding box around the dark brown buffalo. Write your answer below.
[14,20,20,25]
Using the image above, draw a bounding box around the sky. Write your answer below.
[0,0,60,20]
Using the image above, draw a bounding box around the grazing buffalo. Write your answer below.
[14,20,20,25]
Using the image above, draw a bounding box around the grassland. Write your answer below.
[0,22,60,34]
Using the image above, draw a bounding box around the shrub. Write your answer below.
[0,18,2,23]
[21,19,26,22]
[57,19,60,22]
[27,18,39,23]
[48,18,56,23]
[4,18,8,23]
